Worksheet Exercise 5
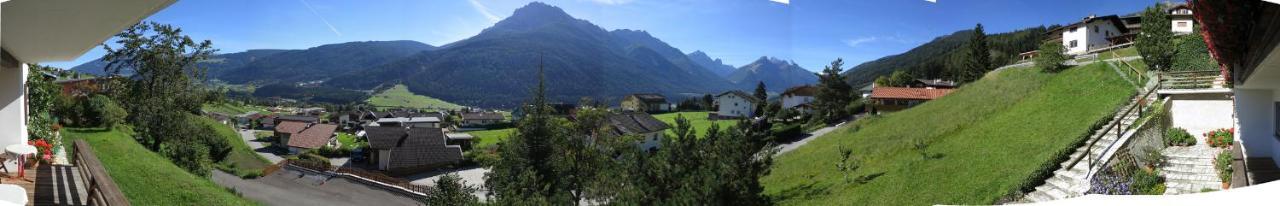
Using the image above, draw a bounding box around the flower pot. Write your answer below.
[24,158,39,169]
[1222,182,1230,189]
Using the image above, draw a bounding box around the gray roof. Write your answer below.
[364,127,462,170]
[717,90,762,103]
[276,115,319,123]
[462,112,504,121]
[606,112,671,136]
[376,117,441,123]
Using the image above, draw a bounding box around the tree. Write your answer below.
[424,173,480,206]
[486,59,574,204]
[814,58,853,123]
[102,22,216,151]
[888,70,915,87]
[25,65,61,144]
[701,94,715,111]
[1036,40,1069,72]
[959,24,991,83]
[1137,3,1175,71]
[87,95,128,128]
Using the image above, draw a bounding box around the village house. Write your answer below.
[52,76,114,97]
[1046,14,1129,55]
[275,114,320,125]
[780,85,816,113]
[868,87,954,113]
[274,121,338,154]
[604,112,671,151]
[461,112,504,127]
[1168,4,1195,34]
[374,117,441,128]
[910,79,958,89]
[620,93,671,113]
[715,90,761,118]
[364,126,464,175]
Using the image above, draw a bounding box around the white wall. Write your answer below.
[717,95,755,117]
[638,132,661,151]
[0,62,28,149]
[1062,24,1089,55]
[1233,89,1276,159]
[781,95,813,109]
[1061,21,1122,55]
[1169,94,1234,143]
[1172,19,1194,34]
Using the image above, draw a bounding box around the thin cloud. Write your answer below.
[468,0,502,23]
[297,0,342,36]
[770,0,790,5]
[842,37,878,47]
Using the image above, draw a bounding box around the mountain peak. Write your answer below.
[510,2,573,21]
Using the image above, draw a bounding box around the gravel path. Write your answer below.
[774,122,845,156]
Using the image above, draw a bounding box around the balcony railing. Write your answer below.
[1158,70,1224,90]
[71,139,130,206]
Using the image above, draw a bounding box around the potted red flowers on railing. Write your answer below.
[1204,128,1234,148]
[27,139,54,168]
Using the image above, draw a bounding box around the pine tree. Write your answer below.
[754,81,767,117]
[1137,3,1175,71]
[486,58,569,204]
[961,24,991,83]
[814,58,853,123]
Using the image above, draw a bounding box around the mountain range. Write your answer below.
[70,2,815,108]
[842,26,1049,87]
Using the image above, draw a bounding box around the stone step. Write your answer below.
[1165,158,1215,167]
[1034,185,1071,200]
[1166,180,1223,192]
[1045,175,1086,192]
[1164,170,1221,183]
[1024,191,1053,203]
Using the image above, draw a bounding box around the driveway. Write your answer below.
[213,169,423,206]
[238,129,284,163]
[774,122,844,156]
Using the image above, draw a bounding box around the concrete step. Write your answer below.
[1045,175,1086,192]
[1025,191,1053,202]
[1034,185,1071,200]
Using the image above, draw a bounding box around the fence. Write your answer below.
[1087,96,1171,195]
[279,159,431,195]
[1158,70,1222,90]
[72,140,131,206]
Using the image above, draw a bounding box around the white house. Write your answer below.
[2,0,175,149]
[1198,1,1280,183]
[780,85,816,112]
[1051,15,1128,55]
[375,117,441,128]
[1169,4,1195,34]
[604,112,670,152]
[716,91,761,118]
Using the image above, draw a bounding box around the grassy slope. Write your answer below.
[366,84,463,110]
[652,112,737,137]
[62,128,259,205]
[196,116,271,177]
[468,128,515,148]
[762,63,1133,205]
[202,102,267,115]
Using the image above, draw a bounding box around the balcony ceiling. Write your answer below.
[1,0,175,63]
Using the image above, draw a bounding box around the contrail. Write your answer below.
[298,0,342,36]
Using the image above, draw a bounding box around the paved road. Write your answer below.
[406,166,490,201]
[774,122,845,156]
[238,129,284,163]
[213,169,423,206]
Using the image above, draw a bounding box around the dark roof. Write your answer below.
[364,127,462,169]
[717,90,762,103]
[1046,15,1129,35]
[913,79,958,88]
[781,85,817,97]
[462,112,504,121]
[287,124,337,149]
[276,115,319,123]
[605,112,671,136]
[627,93,667,103]
[275,121,308,134]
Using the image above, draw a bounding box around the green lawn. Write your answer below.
[336,132,363,149]
[61,127,260,205]
[467,128,515,148]
[762,63,1133,205]
[366,84,463,110]
[196,116,271,178]
[1105,47,1139,60]
[652,112,737,137]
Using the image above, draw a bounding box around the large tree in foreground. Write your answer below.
[1137,3,1175,71]
[102,22,216,150]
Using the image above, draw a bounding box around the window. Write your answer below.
[1069,40,1078,48]
[1178,22,1188,27]
[1093,25,1099,33]
[1071,27,1079,33]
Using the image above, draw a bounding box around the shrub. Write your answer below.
[1215,151,1233,184]
[1204,128,1234,148]
[1164,127,1195,146]
[1131,169,1165,195]
[464,145,501,166]
[1036,41,1068,72]
[770,123,804,141]
[165,142,212,177]
[1171,34,1220,71]
[312,145,351,158]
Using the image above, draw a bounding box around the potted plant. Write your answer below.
[26,139,53,168]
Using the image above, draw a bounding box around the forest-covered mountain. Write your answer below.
[687,50,737,77]
[70,49,289,77]
[218,40,436,84]
[324,2,736,107]
[727,56,816,91]
[842,26,1049,87]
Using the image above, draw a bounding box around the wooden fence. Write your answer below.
[72,140,131,206]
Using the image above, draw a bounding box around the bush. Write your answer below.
[1164,127,1195,146]
[1131,169,1166,195]
[770,123,805,141]
[198,129,232,162]
[98,96,128,128]
[1204,128,1234,148]
[312,145,351,158]
[165,142,212,177]
[1171,34,1220,71]
[1215,151,1233,184]
[464,144,501,166]
[1036,41,1069,72]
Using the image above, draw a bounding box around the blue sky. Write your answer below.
[44,0,1162,72]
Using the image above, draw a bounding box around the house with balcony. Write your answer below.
[1,0,177,205]
[1046,15,1129,55]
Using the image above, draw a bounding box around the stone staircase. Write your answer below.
[1020,95,1145,203]
[1160,145,1225,194]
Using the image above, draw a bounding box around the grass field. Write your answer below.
[336,132,363,150]
[1104,47,1139,60]
[62,127,260,205]
[762,63,1133,205]
[468,128,515,148]
[366,84,463,110]
[652,112,737,137]
[202,102,268,115]
[196,116,271,178]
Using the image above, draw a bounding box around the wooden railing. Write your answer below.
[72,140,130,206]
[1158,70,1221,90]
[1117,59,1144,87]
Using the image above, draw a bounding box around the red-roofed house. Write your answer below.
[868,87,954,113]
[274,121,337,154]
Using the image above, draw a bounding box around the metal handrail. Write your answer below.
[1063,75,1159,173]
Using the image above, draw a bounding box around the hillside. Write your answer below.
[842,26,1049,87]
[218,40,436,84]
[70,49,289,77]
[687,50,737,77]
[763,63,1133,205]
[324,2,736,108]
[366,84,464,110]
[727,56,817,91]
